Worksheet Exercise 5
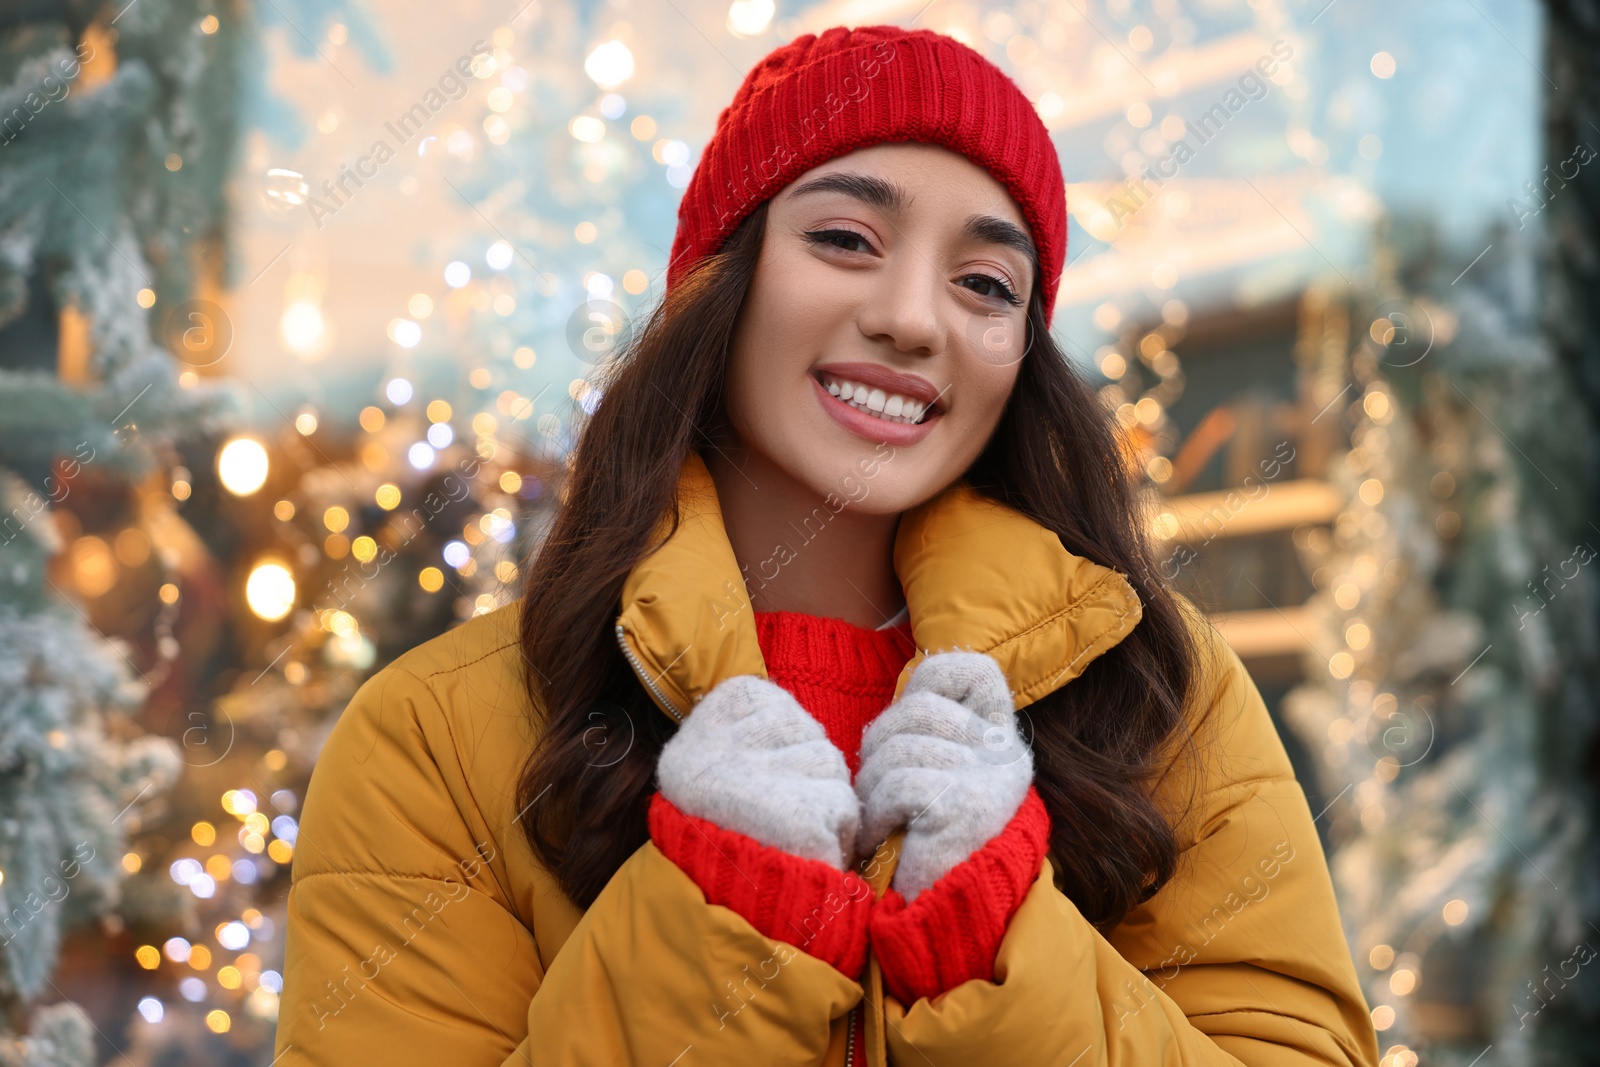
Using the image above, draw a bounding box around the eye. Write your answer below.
[802,228,874,254]
[961,272,1023,307]
[805,228,1024,308]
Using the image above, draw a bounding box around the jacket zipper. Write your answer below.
[614,620,685,722]
[844,1002,858,1067]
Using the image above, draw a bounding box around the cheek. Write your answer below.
[724,315,761,411]
[723,265,785,425]
[721,292,815,456]
[725,243,852,433]
[959,362,1021,433]
[758,247,854,338]
[956,315,1027,420]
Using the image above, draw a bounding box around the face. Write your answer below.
[718,141,1037,515]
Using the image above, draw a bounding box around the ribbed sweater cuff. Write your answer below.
[648,792,873,978]
[868,785,1051,1004]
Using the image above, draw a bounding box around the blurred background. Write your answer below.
[0,0,1596,1063]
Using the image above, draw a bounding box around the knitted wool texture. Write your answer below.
[654,672,862,869]
[854,650,1034,902]
[665,24,1069,326]
[648,610,914,978]
[754,608,916,777]
[649,609,1051,1005]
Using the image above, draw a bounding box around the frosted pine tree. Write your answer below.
[1283,214,1600,1065]
[1290,5,1600,1057]
[0,2,242,1060]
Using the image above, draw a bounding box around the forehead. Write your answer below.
[780,142,1028,228]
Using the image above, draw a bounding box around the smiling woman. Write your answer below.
[276,22,1380,1067]
[713,144,1042,546]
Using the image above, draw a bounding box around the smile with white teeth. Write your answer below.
[819,373,938,425]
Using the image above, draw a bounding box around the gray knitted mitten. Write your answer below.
[854,651,1032,901]
[656,674,861,870]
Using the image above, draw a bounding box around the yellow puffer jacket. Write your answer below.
[274,449,1379,1066]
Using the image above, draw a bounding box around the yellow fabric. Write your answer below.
[275,449,1379,1066]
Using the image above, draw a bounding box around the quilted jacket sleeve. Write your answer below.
[879,623,1380,1067]
[275,662,864,1066]
[647,791,875,978]
[868,785,1052,1003]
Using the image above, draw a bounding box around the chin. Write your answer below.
[741,410,958,513]
[803,449,946,516]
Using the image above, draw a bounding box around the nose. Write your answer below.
[854,246,944,358]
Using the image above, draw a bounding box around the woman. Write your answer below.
[275,24,1379,1067]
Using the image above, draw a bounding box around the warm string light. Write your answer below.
[67,487,188,689]
[136,785,298,1025]
[1311,317,1480,1044]
[228,357,538,673]
[1096,298,1191,484]
[104,7,778,1050]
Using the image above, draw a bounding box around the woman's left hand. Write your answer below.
[853,651,1033,901]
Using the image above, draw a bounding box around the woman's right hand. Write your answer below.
[655,674,861,870]
[854,651,1033,902]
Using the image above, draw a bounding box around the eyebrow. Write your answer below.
[785,171,1038,272]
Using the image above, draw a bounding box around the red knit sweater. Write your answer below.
[648,608,1052,1021]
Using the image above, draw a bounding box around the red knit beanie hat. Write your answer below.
[666,24,1069,327]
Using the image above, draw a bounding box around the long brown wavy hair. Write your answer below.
[515,197,1210,925]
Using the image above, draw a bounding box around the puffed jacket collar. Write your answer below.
[614,448,1145,722]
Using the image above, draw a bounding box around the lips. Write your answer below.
[811,362,948,420]
[809,374,944,446]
